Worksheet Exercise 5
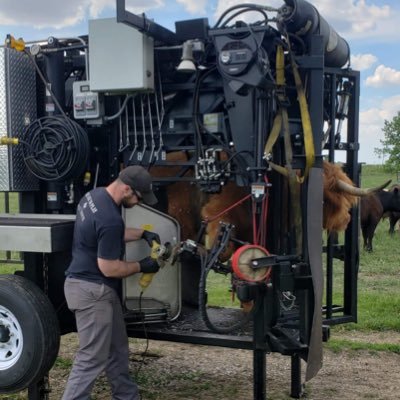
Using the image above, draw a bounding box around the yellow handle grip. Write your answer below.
[139,241,160,290]
[139,272,156,290]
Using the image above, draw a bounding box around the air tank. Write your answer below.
[277,0,350,68]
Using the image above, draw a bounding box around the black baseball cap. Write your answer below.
[119,166,157,205]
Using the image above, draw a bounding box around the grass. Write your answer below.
[359,164,399,188]
[326,338,400,354]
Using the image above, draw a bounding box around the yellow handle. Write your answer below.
[139,241,160,290]
[139,272,156,289]
[5,35,25,52]
[0,137,19,145]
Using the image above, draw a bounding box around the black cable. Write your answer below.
[214,4,276,29]
[133,291,150,381]
[198,227,254,333]
[220,8,269,28]
[22,116,90,181]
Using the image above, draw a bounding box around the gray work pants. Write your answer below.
[62,278,140,400]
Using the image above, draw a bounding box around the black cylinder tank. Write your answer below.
[277,0,350,68]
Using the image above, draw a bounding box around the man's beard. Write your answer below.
[122,199,136,208]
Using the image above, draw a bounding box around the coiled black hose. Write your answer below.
[22,116,90,181]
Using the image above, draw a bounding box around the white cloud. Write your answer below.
[213,0,399,42]
[0,0,163,29]
[299,0,392,40]
[351,54,377,71]
[125,0,164,15]
[366,65,400,88]
[358,95,400,163]
[176,0,207,14]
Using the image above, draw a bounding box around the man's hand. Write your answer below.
[139,257,160,273]
[141,230,161,247]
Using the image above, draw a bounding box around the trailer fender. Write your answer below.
[0,274,60,393]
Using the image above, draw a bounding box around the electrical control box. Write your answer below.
[88,18,154,92]
[72,80,103,120]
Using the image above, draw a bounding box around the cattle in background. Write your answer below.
[360,185,400,252]
[381,185,400,235]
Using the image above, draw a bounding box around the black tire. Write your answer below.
[0,274,60,393]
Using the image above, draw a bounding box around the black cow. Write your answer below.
[388,211,400,234]
[361,187,400,251]
[382,185,400,235]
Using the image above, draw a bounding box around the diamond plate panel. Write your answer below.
[0,50,10,190]
[0,48,38,191]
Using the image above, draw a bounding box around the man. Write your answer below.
[62,165,161,400]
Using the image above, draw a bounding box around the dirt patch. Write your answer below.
[34,331,399,399]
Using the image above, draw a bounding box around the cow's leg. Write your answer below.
[361,224,369,250]
[389,215,396,235]
[367,219,380,252]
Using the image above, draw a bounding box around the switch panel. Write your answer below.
[72,80,103,119]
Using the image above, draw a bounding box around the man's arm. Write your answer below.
[97,257,141,278]
[124,227,144,242]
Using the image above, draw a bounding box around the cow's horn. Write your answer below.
[336,179,392,196]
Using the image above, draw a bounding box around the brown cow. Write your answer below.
[152,155,389,259]
[150,151,201,240]
[360,185,400,251]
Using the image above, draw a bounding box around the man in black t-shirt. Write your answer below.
[62,165,160,400]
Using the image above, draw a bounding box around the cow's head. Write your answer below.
[323,161,391,232]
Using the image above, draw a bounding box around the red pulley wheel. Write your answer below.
[232,244,271,282]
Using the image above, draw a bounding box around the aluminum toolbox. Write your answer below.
[0,213,75,252]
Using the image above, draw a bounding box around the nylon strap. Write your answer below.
[288,40,315,182]
[264,45,315,184]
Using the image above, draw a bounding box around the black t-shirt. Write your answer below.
[66,187,124,292]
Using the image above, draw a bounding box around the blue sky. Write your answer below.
[1,0,399,164]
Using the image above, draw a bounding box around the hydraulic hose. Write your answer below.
[22,116,90,181]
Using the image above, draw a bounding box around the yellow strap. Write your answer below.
[276,45,285,86]
[264,111,282,159]
[289,48,315,182]
[263,46,285,160]
[0,137,19,145]
[265,43,315,184]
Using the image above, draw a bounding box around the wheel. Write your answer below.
[0,274,60,393]
[231,245,271,282]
